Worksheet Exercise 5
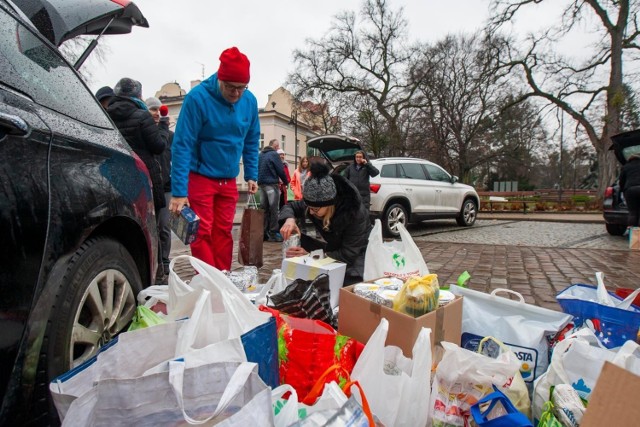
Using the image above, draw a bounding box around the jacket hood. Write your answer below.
[201,73,230,105]
[261,146,276,153]
[107,96,139,120]
[333,173,362,218]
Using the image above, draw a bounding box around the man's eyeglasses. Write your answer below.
[222,82,248,93]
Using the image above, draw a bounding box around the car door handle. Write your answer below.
[0,111,30,137]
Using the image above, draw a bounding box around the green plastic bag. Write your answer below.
[537,401,563,427]
[128,305,166,331]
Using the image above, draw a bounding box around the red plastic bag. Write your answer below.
[259,306,359,399]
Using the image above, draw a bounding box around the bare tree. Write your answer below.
[59,35,110,82]
[489,0,640,198]
[287,0,424,155]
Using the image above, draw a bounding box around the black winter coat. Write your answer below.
[158,118,174,192]
[108,97,166,211]
[620,157,640,193]
[343,161,379,207]
[279,174,372,280]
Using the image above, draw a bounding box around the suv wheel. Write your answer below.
[456,199,477,226]
[606,223,627,236]
[45,236,141,381]
[383,203,408,237]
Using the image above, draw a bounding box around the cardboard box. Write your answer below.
[581,361,640,427]
[630,226,640,250]
[281,255,346,308]
[338,285,462,358]
[170,206,200,244]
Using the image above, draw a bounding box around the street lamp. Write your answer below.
[288,112,298,169]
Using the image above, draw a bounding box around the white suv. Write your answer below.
[307,135,480,237]
[369,158,480,236]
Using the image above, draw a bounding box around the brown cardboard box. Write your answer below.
[338,285,462,357]
[581,361,640,427]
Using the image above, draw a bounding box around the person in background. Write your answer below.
[169,47,259,271]
[343,150,379,211]
[146,96,174,281]
[620,153,640,231]
[258,139,289,242]
[279,161,372,285]
[290,156,310,201]
[278,149,291,208]
[107,78,165,215]
[95,86,115,109]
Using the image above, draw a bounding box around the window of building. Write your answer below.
[260,133,264,149]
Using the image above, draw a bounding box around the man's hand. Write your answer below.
[247,180,258,194]
[285,246,308,258]
[169,196,189,215]
[280,218,300,240]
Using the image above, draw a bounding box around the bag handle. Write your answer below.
[343,380,376,427]
[490,288,525,304]
[272,384,299,426]
[301,363,351,405]
[169,361,257,425]
[247,193,259,209]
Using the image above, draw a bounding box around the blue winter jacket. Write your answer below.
[171,73,260,197]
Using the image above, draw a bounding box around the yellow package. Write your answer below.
[393,274,440,317]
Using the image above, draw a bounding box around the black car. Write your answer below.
[0,0,154,424]
[604,129,640,235]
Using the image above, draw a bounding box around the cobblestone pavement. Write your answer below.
[170,216,639,312]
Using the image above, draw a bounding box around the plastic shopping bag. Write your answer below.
[450,285,573,389]
[62,362,274,427]
[351,318,432,427]
[470,386,533,427]
[363,219,429,281]
[238,194,264,267]
[127,305,166,331]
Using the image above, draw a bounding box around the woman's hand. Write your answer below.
[285,246,308,258]
[280,218,300,240]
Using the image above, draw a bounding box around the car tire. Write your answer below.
[44,236,142,382]
[456,198,478,226]
[605,223,627,236]
[383,203,408,237]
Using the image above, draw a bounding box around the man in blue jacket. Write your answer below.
[169,47,259,271]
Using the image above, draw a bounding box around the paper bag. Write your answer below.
[238,194,264,267]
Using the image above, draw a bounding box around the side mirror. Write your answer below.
[451,175,459,184]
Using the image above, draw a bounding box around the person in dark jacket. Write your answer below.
[146,96,174,280]
[279,162,372,284]
[107,78,166,213]
[258,139,289,242]
[620,153,640,227]
[343,150,379,210]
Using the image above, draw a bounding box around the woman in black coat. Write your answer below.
[343,150,379,209]
[620,154,640,227]
[107,78,166,212]
[279,162,372,284]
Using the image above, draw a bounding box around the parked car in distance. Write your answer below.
[369,158,480,236]
[604,129,640,235]
[307,135,480,237]
[0,0,154,425]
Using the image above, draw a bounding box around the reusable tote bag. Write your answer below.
[62,361,274,427]
[238,194,264,267]
[363,219,429,281]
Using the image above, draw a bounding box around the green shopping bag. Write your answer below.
[537,401,563,427]
[128,305,166,331]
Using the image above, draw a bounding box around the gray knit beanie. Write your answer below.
[145,96,161,109]
[303,162,337,207]
[114,77,142,99]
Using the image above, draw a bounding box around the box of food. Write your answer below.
[170,206,200,244]
[338,284,462,358]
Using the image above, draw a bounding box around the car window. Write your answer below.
[0,10,112,128]
[380,164,397,178]
[399,163,427,180]
[423,164,451,182]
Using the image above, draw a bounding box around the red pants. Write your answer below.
[188,172,238,271]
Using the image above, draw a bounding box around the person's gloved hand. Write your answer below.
[159,105,170,124]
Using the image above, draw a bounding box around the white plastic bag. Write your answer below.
[272,382,348,427]
[450,285,573,388]
[62,361,274,427]
[350,318,432,427]
[363,219,429,281]
[255,269,289,306]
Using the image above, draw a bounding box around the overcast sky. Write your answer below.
[85,0,567,108]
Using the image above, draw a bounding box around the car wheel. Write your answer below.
[383,203,408,237]
[45,237,142,376]
[605,223,627,236]
[456,198,477,226]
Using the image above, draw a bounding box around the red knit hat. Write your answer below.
[217,47,250,84]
